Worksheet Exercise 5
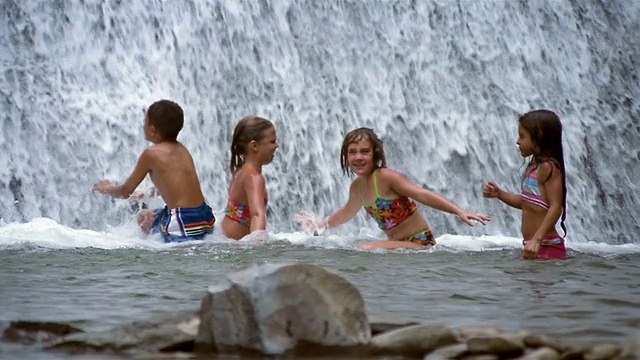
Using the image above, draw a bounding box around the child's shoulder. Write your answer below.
[376,167,405,180]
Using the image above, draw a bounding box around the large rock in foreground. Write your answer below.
[196,263,371,355]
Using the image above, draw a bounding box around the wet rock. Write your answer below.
[619,333,640,360]
[518,347,560,360]
[458,324,505,340]
[47,310,198,354]
[370,323,458,357]
[423,343,468,360]
[2,321,83,345]
[581,343,621,360]
[195,263,370,355]
[466,334,525,357]
[368,315,420,335]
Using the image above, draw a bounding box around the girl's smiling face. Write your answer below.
[347,139,375,175]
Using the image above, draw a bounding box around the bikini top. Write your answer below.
[359,169,417,230]
[225,166,268,226]
[521,165,550,210]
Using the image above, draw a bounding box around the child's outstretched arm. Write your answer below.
[294,180,362,233]
[92,151,151,199]
[483,181,522,209]
[386,170,490,225]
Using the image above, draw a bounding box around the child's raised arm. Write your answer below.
[92,151,152,199]
[483,181,522,209]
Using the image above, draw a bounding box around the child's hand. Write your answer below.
[293,211,326,235]
[92,180,113,194]
[246,230,268,244]
[482,181,501,198]
[129,190,146,200]
[458,212,491,226]
[522,239,541,259]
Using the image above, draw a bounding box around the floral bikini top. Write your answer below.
[225,166,268,226]
[359,169,417,230]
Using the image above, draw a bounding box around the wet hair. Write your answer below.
[519,109,567,236]
[230,115,274,173]
[146,100,184,140]
[340,127,387,175]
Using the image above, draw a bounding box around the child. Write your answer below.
[221,116,278,240]
[92,99,215,243]
[295,127,490,250]
[483,109,567,260]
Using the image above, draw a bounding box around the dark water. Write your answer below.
[2,237,639,359]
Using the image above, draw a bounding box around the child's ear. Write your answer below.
[249,140,259,152]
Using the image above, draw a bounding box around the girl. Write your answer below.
[483,109,567,260]
[221,116,278,240]
[295,127,490,250]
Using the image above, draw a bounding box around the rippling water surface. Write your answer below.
[1,223,639,359]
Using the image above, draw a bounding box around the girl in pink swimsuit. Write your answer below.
[221,116,278,241]
[483,109,568,260]
[295,128,490,250]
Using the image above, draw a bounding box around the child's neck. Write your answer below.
[243,159,263,173]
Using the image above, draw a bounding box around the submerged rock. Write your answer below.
[47,310,198,354]
[2,321,83,345]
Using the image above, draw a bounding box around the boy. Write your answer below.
[92,99,215,242]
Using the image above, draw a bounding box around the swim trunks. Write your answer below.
[403,229,436,246]
[151,202,215,243]
[522,235,565,260]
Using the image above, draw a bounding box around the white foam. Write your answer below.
[1,219,638,257]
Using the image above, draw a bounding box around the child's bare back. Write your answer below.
[143,141,205,209]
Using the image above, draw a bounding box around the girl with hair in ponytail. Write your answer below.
[221,116,277,240]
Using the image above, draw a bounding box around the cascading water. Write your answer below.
[1,0,638,243]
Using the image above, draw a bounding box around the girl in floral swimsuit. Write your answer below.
[295,128,490,250]
[483,109,567,260]
[221,116,278,241]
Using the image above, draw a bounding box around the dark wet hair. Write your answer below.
[340,127,387,175]
[519,109,567,236]
[146,100,184,140]
[230,115,274,173]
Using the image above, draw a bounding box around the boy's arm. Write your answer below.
[93,150,152,199]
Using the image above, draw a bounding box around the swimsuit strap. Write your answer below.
[359,169,381,207]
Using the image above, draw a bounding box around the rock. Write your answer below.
[619,333,640,360]
[368,315,419,335]
[466,334,525,357]
[48,310,198,354]
[371,323,458,357]
[458,324,505,341]
[423,343,468,360]
[195,263,370,355]
[2,321,83,345]
[583,343,621,360]
[518,347,560,360]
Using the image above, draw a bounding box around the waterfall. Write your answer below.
[1,0,638,243]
